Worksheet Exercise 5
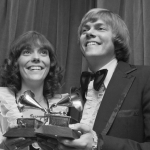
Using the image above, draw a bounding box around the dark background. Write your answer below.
[0,0,150,94]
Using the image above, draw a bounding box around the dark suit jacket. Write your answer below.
[82,61,150,150]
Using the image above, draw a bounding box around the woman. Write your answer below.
[0,31,68,150]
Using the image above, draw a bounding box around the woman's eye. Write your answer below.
[40,49,49,56]
[22,50,31,55]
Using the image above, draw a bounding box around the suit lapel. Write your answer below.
[93,62,136,134]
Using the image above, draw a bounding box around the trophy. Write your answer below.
[3,87,83,139]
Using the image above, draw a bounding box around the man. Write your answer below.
[58,8,150,150]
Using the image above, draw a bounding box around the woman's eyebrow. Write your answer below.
[20,45,31,51]
[39,45,49,50]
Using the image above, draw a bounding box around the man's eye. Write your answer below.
[98,26,106,31]
[81,28,88,34]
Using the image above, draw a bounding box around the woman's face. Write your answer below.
[17,41,50,85]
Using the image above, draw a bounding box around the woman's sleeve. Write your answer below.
[0,88,24,150]
[0,114,6,150]
[0,87,22,126]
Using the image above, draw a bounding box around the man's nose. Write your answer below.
[86,29,96,39]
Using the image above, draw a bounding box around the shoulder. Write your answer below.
[131,65,150,77]
[126,65,150,86]
[135,65,150,72]
[0,87,15,101]
[0,87,12,93]
[0,87,21,118]
[118,61,150,76]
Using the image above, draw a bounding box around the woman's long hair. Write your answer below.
[0,31,63,99]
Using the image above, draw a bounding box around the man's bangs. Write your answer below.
[83,13,100,25]
[80,12,114,33]
[80,15,99,35]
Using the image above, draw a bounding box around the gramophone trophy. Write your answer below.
[3,87,83,139]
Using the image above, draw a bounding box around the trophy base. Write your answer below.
[3,128,36,138]
[35,125,80,139]
[4,125,80,139]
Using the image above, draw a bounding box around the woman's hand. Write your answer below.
[56,123,94,150]
[3,137,35,150]
[3,123,36,150]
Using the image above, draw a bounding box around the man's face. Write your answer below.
[79,19,115,62]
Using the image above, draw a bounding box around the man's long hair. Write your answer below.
[78,8,130,62]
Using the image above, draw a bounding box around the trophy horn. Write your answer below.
[55,87,83,112]
[18,90,47,113]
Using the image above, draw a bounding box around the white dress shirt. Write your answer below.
[80,58,118,128]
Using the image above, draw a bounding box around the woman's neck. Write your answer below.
[18,83,45,103]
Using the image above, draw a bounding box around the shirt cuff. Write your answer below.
[92,130,98,149]
[97,134,104,150]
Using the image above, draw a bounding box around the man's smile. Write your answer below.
[85,41,101,47]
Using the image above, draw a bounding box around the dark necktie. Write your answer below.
[80,69,108,94]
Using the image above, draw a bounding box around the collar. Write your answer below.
[99,58,118,88]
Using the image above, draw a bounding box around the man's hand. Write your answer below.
[37,136,58,150]
[57,123,94,150]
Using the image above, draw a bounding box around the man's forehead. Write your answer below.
[83,19,107,27]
